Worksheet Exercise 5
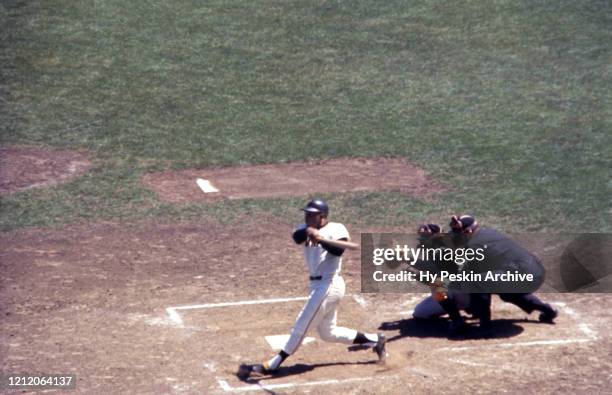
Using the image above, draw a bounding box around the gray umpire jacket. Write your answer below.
[457,228,545,293]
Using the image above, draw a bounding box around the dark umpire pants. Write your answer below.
[470,293,555,325]
[498,293,555,315]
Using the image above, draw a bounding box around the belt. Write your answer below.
[309,276,322,281]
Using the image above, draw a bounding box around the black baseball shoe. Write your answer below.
[373,333,387,363]
[539,307,558,324]
[236,363,274,380]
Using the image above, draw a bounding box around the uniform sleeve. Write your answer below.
[292,224,308,244]
[320,223,350,256]
[321,241,346,256]
[331,223,350,241]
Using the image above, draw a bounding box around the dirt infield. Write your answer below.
[1,220,610,394]
[142,158,443,203]
[0,146,92,195]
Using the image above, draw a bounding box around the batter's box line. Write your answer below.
[552,302,598,340]
[166,294,373,326]
[176,297,413,393]
[438,302,598,352]
[214,375,396,393]
[166,296,309,326]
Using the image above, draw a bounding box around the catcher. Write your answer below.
[411,223,471,336]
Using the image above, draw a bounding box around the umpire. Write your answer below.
[449,215,558,331]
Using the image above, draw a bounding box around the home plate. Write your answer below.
[265,335,315,350]
[196,178,219,193]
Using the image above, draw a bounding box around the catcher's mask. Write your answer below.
[418,223,441,235]
[449,215,479,234]
[417,223,441,244]
[302,198,329,217]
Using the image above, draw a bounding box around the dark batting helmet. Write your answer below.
[302,198,329,216]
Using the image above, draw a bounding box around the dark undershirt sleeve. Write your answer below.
[292,228,308,244]
[320,237,348,256]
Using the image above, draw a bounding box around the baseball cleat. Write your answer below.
[251,363,273,377]
[236,363,253,380]
[236,364,253,380]
[539,308,558,324]
[373,332,387,363]
[236,363,275,380]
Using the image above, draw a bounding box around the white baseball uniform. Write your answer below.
[281,222,363,355]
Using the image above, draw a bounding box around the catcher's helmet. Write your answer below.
[417,223,441,244]
[302,198,329,216]
[449,215,478,234]
[418,223,441,235]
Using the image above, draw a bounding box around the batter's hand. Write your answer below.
[306,227,322,241]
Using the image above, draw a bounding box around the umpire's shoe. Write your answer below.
[539,307,558,324]
[373,333,387,363]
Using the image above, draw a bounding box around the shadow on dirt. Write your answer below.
[377,317,536,341]
[237,360,378,387]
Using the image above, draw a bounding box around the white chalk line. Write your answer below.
[167,293,378,326]
[203,363,398,393]
[447,358,501,369]
[166,296,309,326]
[554,302,598,339]
[172,296,309,310]
[352,294,369,308]
[440,337,593,352]
[216,375,394,393]
[203,362,393,393]
[166,308,184,326]
[441,301,599,352]
[446,357,538,374]
[578,323,598,339]
[217,378,233,392]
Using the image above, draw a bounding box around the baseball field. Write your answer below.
[1,0,611,393]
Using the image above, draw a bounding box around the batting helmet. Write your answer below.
[302,198,329,216]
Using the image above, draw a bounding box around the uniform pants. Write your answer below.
[413,292,471,320]
[283,275,357,355]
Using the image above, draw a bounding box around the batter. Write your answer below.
[238,199,386,378]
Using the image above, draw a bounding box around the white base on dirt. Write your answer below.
[265,334,315,350]
[196,178,219,193]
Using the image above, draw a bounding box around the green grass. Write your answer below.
[1,0,611,232]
